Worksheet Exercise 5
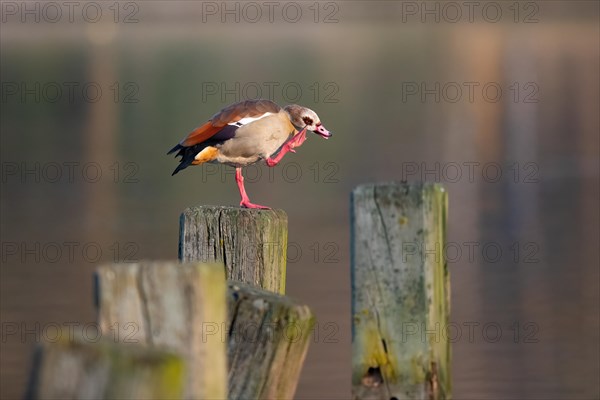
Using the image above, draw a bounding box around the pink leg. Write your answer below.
[289,127,308,148]
[235,167,270,209]
[266,128,307,167]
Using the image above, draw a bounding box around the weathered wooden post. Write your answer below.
[227,282,315,399]
[351,183,450,400]
[95,261,227,400]
[27,338,185,400]
[179,206,287,294]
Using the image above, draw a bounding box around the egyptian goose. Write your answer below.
[168,99,332,209]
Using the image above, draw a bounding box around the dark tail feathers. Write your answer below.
[167,144,182,155]
[168,143,206,176]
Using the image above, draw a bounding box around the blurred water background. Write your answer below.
[1,1,599,399]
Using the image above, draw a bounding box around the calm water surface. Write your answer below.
[1,3,599,399]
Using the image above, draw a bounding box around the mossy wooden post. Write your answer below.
[179,206,287,294]
[351,183,450,400]
[95,261,227,400]
[226,282,315,399]
[27,338,185,400]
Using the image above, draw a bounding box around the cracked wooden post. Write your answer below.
[179,206,287,294]
[351,183,450,400]
[227,282,315,399]
[95,261,227,400]
[27,338,185,400]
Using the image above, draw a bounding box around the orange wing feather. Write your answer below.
[180,122,222,147]
[179,100,281,147]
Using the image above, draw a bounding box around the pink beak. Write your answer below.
[314,124,332,139]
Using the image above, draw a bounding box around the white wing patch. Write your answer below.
[228,112,274,127]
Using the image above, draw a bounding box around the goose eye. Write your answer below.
[302,116,314,126]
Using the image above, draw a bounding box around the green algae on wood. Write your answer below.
[179,206,288,294]
[351,183,450,400]
[227,281,315,400]
[28,338,185,400]
[95,261,227,400]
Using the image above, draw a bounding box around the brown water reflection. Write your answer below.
[1,2,599,399]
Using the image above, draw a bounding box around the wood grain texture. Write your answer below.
[351,183,450,400]
[27,338,185,400]
[227,282,315,400]
[179,206,288,294]
[95,261,227,400]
